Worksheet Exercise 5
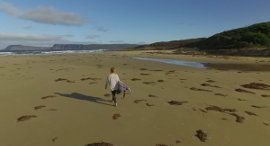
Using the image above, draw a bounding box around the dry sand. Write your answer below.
[0,50,270,146]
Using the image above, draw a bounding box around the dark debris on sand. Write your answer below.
[143,81,155,85]
[199,108,207,113]
[206,80,215,83]
[263,122,269,126]
[140,73,150,76]
[214,93,227,97]
[201,83,221,88]
[241,82,270,90]
[146,103,155,107]
[205,105,236,113]
[131,78,141,81]
[54,78,75,83]
[228,113,245,123]
[81,77,101,81]
[34,105,46,110]
[168,100,188,105]
[85,142,114,146]
[157,79,164,82]
[195,129,207,142]
[205,105,245,123]
[245,111,258,116]
[140,68,148,71]
[148,94,157,98]
[237,98,247,101]
[190,87,212,92]
[235,88,255,94]
[112,114,121,120]
[261,94,270,98]
[41,95,56,100]
[17,115,37,122]
[251,105,267,109]
[156,144,168,146]
[149,69,163,72]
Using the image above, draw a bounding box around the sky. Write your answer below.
[0,0,270,49]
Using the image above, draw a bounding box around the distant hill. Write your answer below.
[134,22,270,56]
[135,38,205,50]
[5,45,49,51]
[198,22,270,50]
[3,44,138,51]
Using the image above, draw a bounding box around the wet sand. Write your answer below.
[0,50,270,146]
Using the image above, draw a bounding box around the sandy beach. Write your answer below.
[0,50,270,146]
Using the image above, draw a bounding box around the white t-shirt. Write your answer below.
[106,73,120,91]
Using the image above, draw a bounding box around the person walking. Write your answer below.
[105,67,120,106]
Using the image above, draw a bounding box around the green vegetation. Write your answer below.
[198,22,270,50]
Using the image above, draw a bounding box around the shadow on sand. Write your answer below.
[55,92,113,106]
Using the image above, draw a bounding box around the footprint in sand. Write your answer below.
[17,115,37,122]
[134,99,147,104]
[112,114,121,120]
[52,137,58,142]
[34,105,46,110]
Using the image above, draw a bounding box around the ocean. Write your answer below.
[0,49,106,56]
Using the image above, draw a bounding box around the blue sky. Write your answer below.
[0,0,270,48]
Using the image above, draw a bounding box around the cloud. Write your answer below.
[0,1,21,15]
[0,33,72,48]
[0,2,85,26]
[85,34,99,39]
